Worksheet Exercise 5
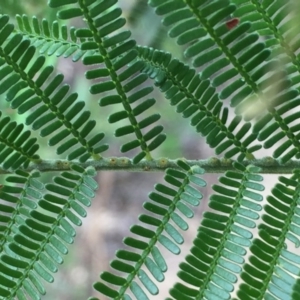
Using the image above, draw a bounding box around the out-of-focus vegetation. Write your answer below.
[0,0,56,23]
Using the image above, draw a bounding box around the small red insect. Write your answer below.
[226,18,240,30]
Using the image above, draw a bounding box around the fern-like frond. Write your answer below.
[169,162,263,300]
[15,14,90,61]
[49,0,166,163]
[0,112,40,170]
[0,14,108,162]
[236,171,300,299]
[0,164,98,299]
[91,160,206,299]
[149,0,300,163]
[138,46,262,161]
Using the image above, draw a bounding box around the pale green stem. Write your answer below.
[0,156,298,174]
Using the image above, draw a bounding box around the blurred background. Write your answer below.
[0,1,278,299]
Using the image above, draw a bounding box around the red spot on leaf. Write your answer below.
[226,18,239,30]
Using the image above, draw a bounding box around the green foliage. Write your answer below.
[0,0,300,299]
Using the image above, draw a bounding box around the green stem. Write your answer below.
[0,156,298,174]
